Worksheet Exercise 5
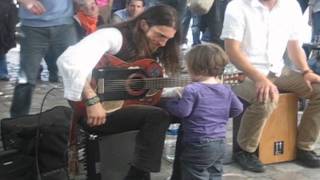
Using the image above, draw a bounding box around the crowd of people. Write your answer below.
[1,0,320,180]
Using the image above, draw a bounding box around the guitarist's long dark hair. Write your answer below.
[113,5,181,75]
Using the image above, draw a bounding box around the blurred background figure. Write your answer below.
[298,0,309,13]
[97,0,113,24]
[74,0,104,38]
[111,0,145,24]
[10,0,78,118]
[309,0,320,42]
[0,55,10,81]
[0,0,18,81]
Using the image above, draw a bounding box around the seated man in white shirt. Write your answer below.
[111,0,145,24]
[221,0,320,173]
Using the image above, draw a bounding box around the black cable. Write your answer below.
[35,86,63,180]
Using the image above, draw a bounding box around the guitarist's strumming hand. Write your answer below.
[86,102,107,127]
[82,80,107,126]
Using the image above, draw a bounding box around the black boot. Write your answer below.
[124,166,150,180]
[296,149,320,168]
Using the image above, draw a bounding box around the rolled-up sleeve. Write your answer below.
[57,28,123,101]
[220,2,245,42]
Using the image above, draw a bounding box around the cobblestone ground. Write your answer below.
[0,47,320,180]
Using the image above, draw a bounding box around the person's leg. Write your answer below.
[80,105,170,173]
[232,77,278,172]
[180,139,225,180]
[191,15,201,46]
[10,26,49,117]
[311,11,320,42]
[274,67,320,167]
[47,24,77,82]
[204,0,230,48]
[170,124,183,180]
[0,54,9,80]
[44,48,59,82]
[181,7,192,45]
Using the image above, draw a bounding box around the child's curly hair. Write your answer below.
[185,43,229,77]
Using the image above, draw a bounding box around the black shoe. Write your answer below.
[296,149,320,168]
[234,150,265,172]
[124,166,150,180]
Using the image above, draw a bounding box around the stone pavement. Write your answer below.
[0,47,320,180]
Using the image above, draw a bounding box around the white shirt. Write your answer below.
[57,28,123,101]
[220,0,304,76]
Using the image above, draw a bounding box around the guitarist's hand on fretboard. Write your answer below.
[86,103,107,126]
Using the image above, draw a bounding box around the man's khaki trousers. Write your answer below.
[233,67,320,152]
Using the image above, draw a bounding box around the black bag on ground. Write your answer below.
[1,106,72,176]
[0,149,35,180]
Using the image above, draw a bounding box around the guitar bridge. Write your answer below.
[97,78,104,94]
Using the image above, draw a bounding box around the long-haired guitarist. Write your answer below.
[57,5,181,180]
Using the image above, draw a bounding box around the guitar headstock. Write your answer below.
[221,72,245,85]
[222,64,246,85]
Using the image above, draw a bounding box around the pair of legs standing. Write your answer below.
[10,24,77,118]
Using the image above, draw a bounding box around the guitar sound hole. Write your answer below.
[129,77,145,91]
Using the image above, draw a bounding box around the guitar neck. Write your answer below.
[144,77,191,89]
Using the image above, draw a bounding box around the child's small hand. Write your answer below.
[175,87,184,98]
[162,87,184,98]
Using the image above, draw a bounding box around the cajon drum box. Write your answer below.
[233,93,298,164]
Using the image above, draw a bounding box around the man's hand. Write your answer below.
[86,103,107,127]
[18,0,46,15]
[255,77,279,103]
[304,71,320,92]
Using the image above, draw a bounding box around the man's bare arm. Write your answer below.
[82,80,107,126]
[17,0,46,15]
[287,40,320,90]
[224,39,279,102]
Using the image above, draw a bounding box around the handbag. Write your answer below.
[189,0,215,15]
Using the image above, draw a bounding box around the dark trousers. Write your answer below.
[201,0,230,48]
[170,126,183,180]
[10,83,35,118]
[80,105,170,172]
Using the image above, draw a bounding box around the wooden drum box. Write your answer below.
[233,93,299,164]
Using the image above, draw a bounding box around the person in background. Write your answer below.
[0,0,18,81]
[57,5,181,180]
[111,0,145,24]
[73,0,104,39]
[10,0,78,118]
[298,0,309,13]
[163,43,243,180]
[221,0,320,172]
[201,0,231,48]
[0,54,10,81]
[309,0,320,42]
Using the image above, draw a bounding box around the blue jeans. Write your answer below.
[312,11,320,42]
[181,8,201,45]
[0,54,8,76]
[180,138,225,180]
[10,24,77,118]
